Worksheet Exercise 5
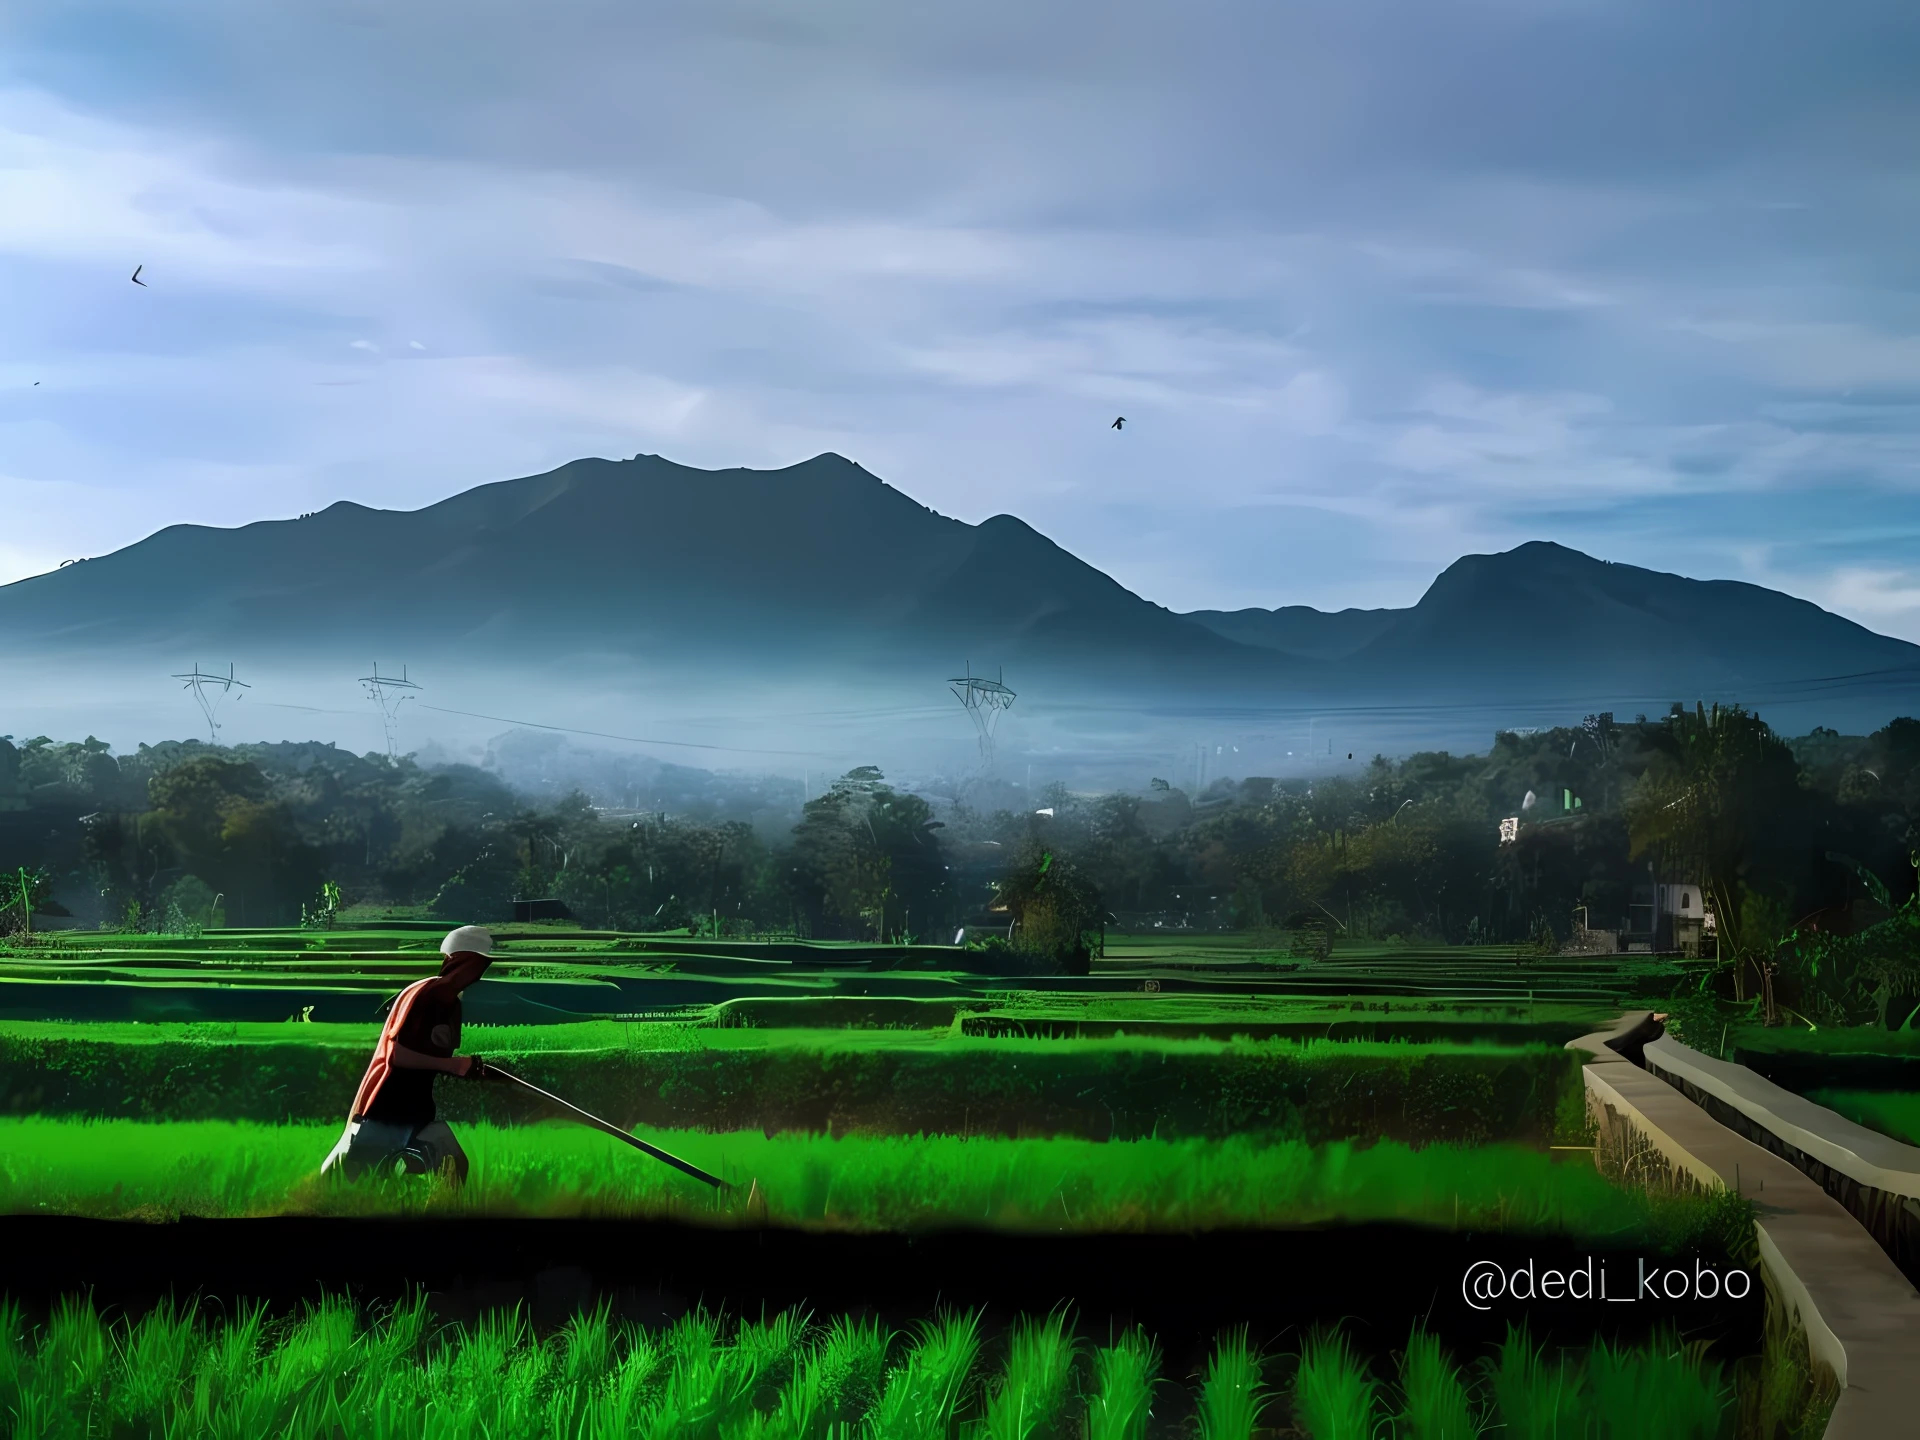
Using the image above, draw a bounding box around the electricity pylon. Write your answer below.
[359,664,422,758]
[172,663,249,744]
[948,664,1016,769]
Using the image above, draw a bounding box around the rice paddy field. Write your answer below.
[0,928,1806,1435]
[0,1292,1796,1440]
[1800,1090,1920,1147]
[0,1120,1750,1248]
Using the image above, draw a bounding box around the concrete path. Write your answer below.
[1582,1058,1920,1438]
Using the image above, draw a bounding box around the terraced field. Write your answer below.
[0,925,1694,1031]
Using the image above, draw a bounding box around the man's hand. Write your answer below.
[457,1055,489,1080]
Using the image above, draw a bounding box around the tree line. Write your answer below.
[4,709,1918,999]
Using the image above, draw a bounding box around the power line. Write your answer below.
[417,705,831,758]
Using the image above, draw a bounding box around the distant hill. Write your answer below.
[3,458,1917,729]
[1183,540,1920,709]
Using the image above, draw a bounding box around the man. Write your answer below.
[321,924,496,1183]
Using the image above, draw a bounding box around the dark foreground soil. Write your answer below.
[0,1218,1761,1375]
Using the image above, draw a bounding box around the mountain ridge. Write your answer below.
[3,455,1916,727]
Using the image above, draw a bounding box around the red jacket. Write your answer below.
[348,976,447,1121]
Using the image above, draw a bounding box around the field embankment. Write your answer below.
[0,1021,1587,1143]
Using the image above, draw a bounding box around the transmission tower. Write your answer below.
[171,663,249,744]
[359,663,422,758]
[948,664,1016,768]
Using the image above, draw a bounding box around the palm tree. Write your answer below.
[1626,703,1801,1000]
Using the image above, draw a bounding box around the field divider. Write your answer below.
[1578,1044,1920,1439]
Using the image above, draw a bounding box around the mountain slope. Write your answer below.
[0,453,1272,679]
[1183,605,1399,661]
[5,459,1916,726]
[1184,541,1920,704]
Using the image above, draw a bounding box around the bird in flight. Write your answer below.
[1111,416,1125,430]
[131,265,146,286]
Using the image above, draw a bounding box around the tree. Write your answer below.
[0,866,52,937]
[1627,704,1806,997]
[790,767,948,940]
[993,844,1104,975]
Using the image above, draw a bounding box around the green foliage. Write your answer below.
[1586,1331,1728,1440]
[1734,1278,1839,1440]
[1485,1326,1585,1440]
[1805,1088,1920,1145]
[17,705,1920,965]
[980,1310,1078,1440]
[1196,1327,1267,1440]
[992,846,1104,976]
[0,1024,1589,1146]
[866,1310,982,1440]
[790,767,947,941]
[1395,1327,1480,1440]
[1626,704,1805,991]
[1290,1325,1380,1440]
[0,866,51,937]
[0,1295,1754,1439]
[0,1118,1753,1250]
[1086,1329,1158,1440]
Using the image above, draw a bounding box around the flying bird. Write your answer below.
[1111,416,1125,430]
[131,265,146,286]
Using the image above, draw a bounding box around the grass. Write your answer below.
[0,1023,1594,1147]
[1395,1328,1479,1440]
[1728,1023,1920,1057]
[1196,1327,1267,1440]
[0,1015,1590,1059]
[1086,1330,1158,1440]
[1289,1327,1374,1440]
[0,1118,1751,1246]
[1486,1325,1587,1440]
[980,1311,1077,1440]
[0,1296,1751,1440]
[1804,1088,1920,1146]
[1284,1324,1731,1440]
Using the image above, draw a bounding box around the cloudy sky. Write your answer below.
[4,0,1920,633]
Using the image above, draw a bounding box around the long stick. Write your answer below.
[486,1064,731,1190]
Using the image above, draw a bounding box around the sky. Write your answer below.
[4,0,1920,635]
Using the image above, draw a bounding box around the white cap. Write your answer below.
[440,925,494,957]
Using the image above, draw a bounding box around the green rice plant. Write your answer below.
[1485,1326,1585,1440]
[0,1294,25,1403]
[1736,1281,1837,1440]
[0,1289,1747,1439]
[807,1313,892,1432]
[41,1292,111,1413]
[644,1307,810,1440]
[1395,1327,1480,1440]
[0,1117,1753,1252]
[1086,1327,1159,1440]
[980,1310,1078,1440]
[109,1296,205,1424]
[1290,1325,1381,1440]
[1587,1331,1728,1440]
[580,1324,669,1437]
[1195,1327,1267,1440]
[864,1310,984,1440]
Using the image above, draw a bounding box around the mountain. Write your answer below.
[0,452,1274,682]
[1184,541,1920,709]
[4,459,1917,740]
